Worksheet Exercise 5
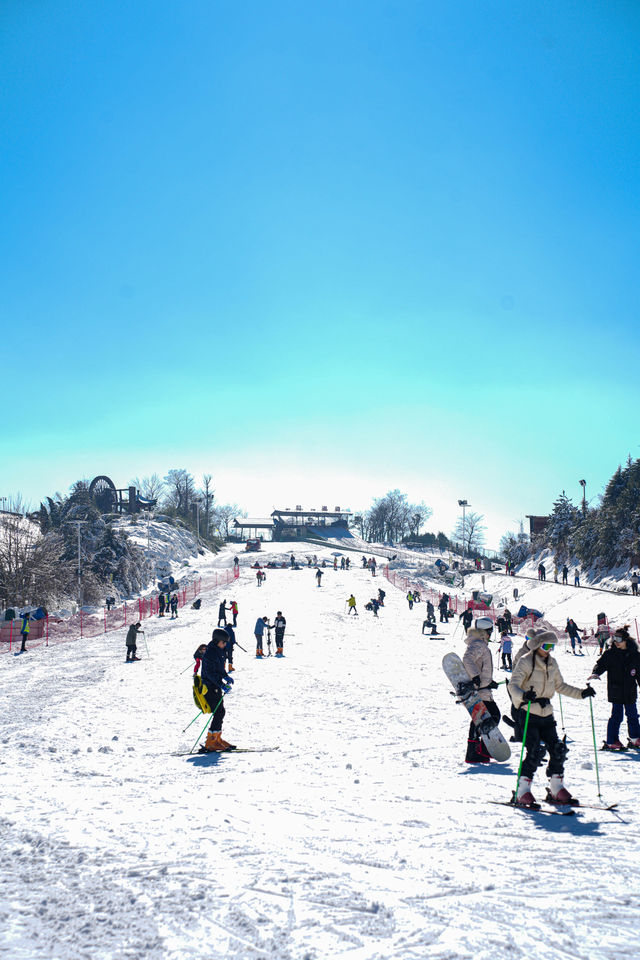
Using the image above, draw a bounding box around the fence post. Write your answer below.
[124,603,127,626]
[9,619,12,653]
[46,614,49,647]
[80,608,83,638]
[104,607,107,633]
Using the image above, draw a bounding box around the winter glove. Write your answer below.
[488,680,499,690]
[522,689,537,703]
[581,685,596,698]
[221,682,232,694]
[225,676,234,685]
[534,697,550,707]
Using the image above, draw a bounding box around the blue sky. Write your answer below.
[1,1,638,548]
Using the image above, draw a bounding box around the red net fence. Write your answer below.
[383,566,640,648]
[1,566,239,654]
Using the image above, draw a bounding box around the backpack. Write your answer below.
[193,676,211,712]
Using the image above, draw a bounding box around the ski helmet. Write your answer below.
[475,616,493,632]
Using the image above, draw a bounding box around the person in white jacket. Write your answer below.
[462,617,500,764]
[508,628,595,806]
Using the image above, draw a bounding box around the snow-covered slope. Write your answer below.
[1,542,639,959]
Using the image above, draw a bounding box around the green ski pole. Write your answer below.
[182,711,202,733]
[189,693,224,753]
[512,698,533,804]
[588,695,603,802]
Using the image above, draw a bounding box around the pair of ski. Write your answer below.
[173,746,279,757]
[489,799,618,818]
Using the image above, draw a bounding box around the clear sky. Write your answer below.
[1,1,638,548]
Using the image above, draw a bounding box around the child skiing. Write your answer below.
[588,625,640,750]
[347,595,358,616]
[200,629,236,751]
[499,632,513,671]
[508,628,595,805]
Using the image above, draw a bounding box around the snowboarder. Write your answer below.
[459,608,473,634]
[217,600,229,626]
[508,629,595,805]
[462,617,500,763]
[347,595,358,616]
[315,569,323,587]
[254,616,268,657]
[200,629,235,751]
[273,611,287,656]
[588,625,640,750]
[125,622,143,662]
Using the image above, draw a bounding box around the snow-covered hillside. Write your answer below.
[1,542,639,960]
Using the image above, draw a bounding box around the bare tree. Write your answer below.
[130,474,165,501]
[452,510,486,556]
[163,469,196,517]
[211,504,243,540]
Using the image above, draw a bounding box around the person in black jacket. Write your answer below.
[201,629,236,751]
[589,626,640,749]
[459,608,473,633]
[273,611,286,656]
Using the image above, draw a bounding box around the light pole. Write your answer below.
[69,520,87,610]
[458,499,469,563]
[579,479,586,517]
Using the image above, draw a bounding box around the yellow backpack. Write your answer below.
[193,676,211,713]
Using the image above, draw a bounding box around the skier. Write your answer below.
[462,617,500,764]
[508,629,595,805]
[459,608,473,634]
[347,595,358,616]
[426,600,435,624]
[565,618,583,654]
[200,629,236,752]
[377,588,386,606]
[158,592,165,617]
[562,564,569,585]
[125,622,143,662]
[273,610,287,656]
[588,625,640,750]
[217,600,229,626]
[19,611,30,653]
[438,595,449,624]
[631,571,639,596]
[230,600,238,626]
[254,616,268,657]
[370,558,377,576]
[170,594,179,619]
[499,632,513,671]
[223,622,237,672]
[407,591,414,610]
[315,569,323,587]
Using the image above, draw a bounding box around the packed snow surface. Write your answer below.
[1,543,639,960]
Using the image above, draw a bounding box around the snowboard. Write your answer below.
[442,652,511,762]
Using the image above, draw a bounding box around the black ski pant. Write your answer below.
[501,652,512,670]
[520,712,565,780]
[126,642,137,660]
[205,686,225,732]
[275,629,285,650]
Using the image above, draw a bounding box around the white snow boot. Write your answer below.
[515,777,536,807]
[546,774,579,806]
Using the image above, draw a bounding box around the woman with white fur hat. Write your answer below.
[508,627,595,806]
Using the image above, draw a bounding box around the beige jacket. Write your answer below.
[462,629,494,702]
[509,650,583,717]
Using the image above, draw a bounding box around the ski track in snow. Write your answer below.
[1,544,639,959]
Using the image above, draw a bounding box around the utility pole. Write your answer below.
[458,499,469,564]
[69,520,87,610]
[579,479,586,517]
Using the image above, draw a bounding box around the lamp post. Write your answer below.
[579,479,586,517]
[68,520,87,610]
[458,499,469,563]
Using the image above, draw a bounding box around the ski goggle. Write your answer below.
[541,642,556,651]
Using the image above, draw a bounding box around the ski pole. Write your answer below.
[558,693,566,736]
[588,694,603,802]
[513,699,533,803]
[235,642,247,653]
[180,662,194,675]
[190,712,213,753]
[182,710,203,733]
[140,630,150,659]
